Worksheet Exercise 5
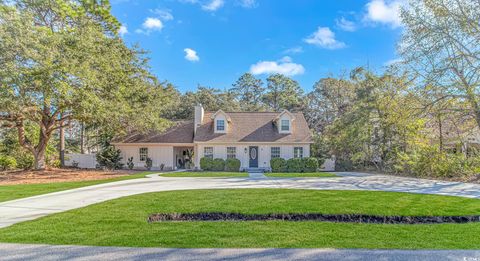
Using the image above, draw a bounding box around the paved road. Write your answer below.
[1,172,480,228]
[0,243,479,261]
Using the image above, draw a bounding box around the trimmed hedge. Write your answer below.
[225,158,241,172]
[302,157,318,172]
[270,158,287,172]
[200,157,214,171]
[287,158,304,173]
[212,158,226,171]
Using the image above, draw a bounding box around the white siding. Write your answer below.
[115,145,174,170]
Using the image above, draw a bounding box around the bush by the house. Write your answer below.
[96,145,123,170]
[212,158,225,171]
[145,157,153,170]
[127,157,134,170]
[200,157,214,171]
[287,158,305,173]
[302,157,318,172]
[225,158,241,172]
[0,155,17,171]
[270,158,287,172]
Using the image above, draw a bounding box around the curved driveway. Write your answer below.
[1,172,480,228]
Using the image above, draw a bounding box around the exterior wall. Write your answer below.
[195,143,311,170]
[65,153,97,169]
[115,145,175,170]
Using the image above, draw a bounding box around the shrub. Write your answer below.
[270,158,287,172]
[127,157,134,170]
[225,158,241,172]
[287,158,304,173]
[212,158,226,171]
[200,157,214,171]
[302,157,318,172]
[15,152,34,170]
[96,146,123,170]
[145,157,153,170]
[335,158,354,171]
[0,155,17,171]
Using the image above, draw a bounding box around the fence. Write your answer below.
[65,153,97,169]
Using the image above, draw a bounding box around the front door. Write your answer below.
[249,146,258,168]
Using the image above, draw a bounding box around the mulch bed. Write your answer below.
[148,212,480,224]
[0,168,136,185]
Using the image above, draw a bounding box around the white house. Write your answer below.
[112,105,313,171]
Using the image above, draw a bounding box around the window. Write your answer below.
[139,148,148,161]
[281,120,290,131]
[294,147,303,158]
[204,147,213,159]
[216,120,225,131]
[227,147,236,159]
[271,147,280,159]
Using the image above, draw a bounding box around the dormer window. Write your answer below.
[216,120,225,131]
[281,120,290,131]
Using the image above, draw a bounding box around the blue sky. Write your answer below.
[111,0,405,93]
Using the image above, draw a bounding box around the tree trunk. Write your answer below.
[59,120,65,167]
[33,149,46,170]
[80,122,85,154]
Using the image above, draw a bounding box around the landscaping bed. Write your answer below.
[1,189,480,249]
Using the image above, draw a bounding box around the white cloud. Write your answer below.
[304,27,346,49]
[143,17,163,30]
[364,0,405,28]
[238,0,257,8]
[152,9,174,21]
[250,57,305,76]
[283,46,303,54]
[118,25,128,36]
[336,17,356,32]
[202,0,224,11]
[184,48,200,62]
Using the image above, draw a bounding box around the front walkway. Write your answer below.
[1,172,480,228]
[1,243,479,261]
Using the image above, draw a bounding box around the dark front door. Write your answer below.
[249,146,258,168]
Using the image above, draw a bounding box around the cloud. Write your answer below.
[364,0,405,28]
[336,17,356,32]
[304,27,346,49]
[283,46,303,54]
[136,17,163,34]
[118,25,128,36]
[202,0,224,11]
[184,48,200,62]
[238,0,257,8]
[152,9,174,21]
[250,57,305,76]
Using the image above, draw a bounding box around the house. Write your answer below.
[112,105,313,171]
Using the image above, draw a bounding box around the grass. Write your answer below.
[0,189,480,249]
[265,172,337,178]
[0,171,154,203]
[161,171,249,177]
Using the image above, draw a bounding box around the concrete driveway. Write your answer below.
[1,172,480,229]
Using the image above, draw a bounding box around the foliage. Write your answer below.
[225,158,241,172]
[302,157,319,172]
[96,135,123,170]
[127,157,134,170]
[144,157,153,170]
[231,73,266,111]
[200,157,214,171]
[287,158,305,173]
[212,158,226,171]
[16,152,34,170]
[0,155,17,170]
[263,74,304,111]
[270,158,287,172]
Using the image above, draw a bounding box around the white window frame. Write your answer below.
[139,147,148,162]
[226,147,236,159]
[294,147,303,158]
[216,120,225,131]
[204,147,213,159]
[271,147,280,159]
[281,120,290,131]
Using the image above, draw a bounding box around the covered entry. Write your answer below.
[174,147,194,169]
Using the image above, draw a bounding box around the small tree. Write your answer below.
[127,157,134,170]
[96,135,123,170]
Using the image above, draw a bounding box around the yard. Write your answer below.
[1,189,479,249]
[161,172,249,177]
[0,169,154,202]
[265,172,337,178]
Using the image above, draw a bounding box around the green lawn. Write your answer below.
[161,171,249,177]
[0,171,154,203]
[1,189,480,249]
[265,172,337,178]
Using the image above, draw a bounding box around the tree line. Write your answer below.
[1,0,479,179]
